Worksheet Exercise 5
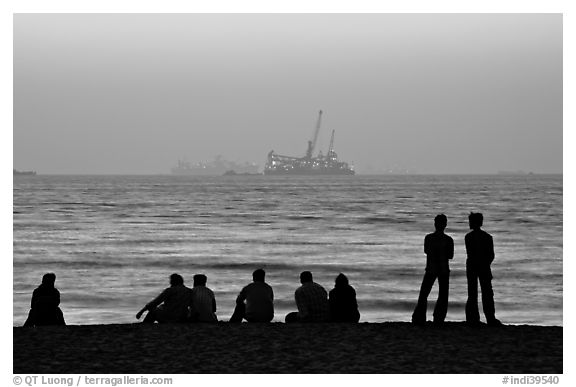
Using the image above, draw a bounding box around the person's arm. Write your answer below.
[30,289,38,309]
[295,289,309,320]
[236,286,247,305]
[488,234,495,264]
[212,295,217,313]
[136,289,167,319]
[328,289,335,310]
[424,234,430,256]
[136,306,147,320]
[464,233,471,258]
[352,287,358,309]
[448,237,454,260]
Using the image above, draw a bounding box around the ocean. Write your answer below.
[13,174,562,326]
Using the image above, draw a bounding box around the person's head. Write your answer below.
[193,274,207,287]
[170,273,184,287]
[335,273,349,287]
[42,273,56,287]
[468,212,484,230]
[300,271,313,284]
[253,268,265,282]
[434,214,448,231]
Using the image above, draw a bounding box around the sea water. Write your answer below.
[13,174,562,326]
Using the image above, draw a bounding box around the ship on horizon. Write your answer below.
[171,156,259,176]
[264,110,354,175]
[13,169,36,176]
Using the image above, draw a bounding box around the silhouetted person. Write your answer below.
[24,273,66,327]
[285,271,330,323]
[230,268,274,323]
[329,273,360,322]
[190,274,217,322]
[412,214,454,325]
[465,212,502,326]
[136,273,192,323]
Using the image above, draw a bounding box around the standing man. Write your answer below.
[190,274,218,322]
[230,268,274,323]
[465,212,502,326]
[412,214,454,325]
[285,271,330,323]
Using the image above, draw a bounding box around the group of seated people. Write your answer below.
[23,269,361,327]
[137,269,360,324]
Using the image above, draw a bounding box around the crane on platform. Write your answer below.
[327,129,336,161]
[305,110,323,159]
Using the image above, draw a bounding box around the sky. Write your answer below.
[13,13,562,174]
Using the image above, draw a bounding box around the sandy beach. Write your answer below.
[13,322,561,374]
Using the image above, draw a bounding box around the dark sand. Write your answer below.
[13,322,562,374]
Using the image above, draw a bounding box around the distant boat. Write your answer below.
[264,111,355,176]
[498,170,528,176]
[171,156,260,176]
[223,170,263,176]
[13,169,36,176]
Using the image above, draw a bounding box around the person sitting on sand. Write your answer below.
[230,268,274,323]
[136,273,192,323]
[190,274,218,322]
[329,273,360,322]
[24,273,66,327]
[285,271,330,323]
[412,214,454,325]
[465,212,502,326]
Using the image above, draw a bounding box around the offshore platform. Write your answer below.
[264,111,355,175]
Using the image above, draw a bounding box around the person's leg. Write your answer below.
[479,271,500,325]
[412,271,436,324]
[142,308,158,323]
[229,302,246,323]
[433,272,449,323]
[247,312,274,323]
[465,268,480,323]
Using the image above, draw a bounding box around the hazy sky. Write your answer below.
[13,13,562,174]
